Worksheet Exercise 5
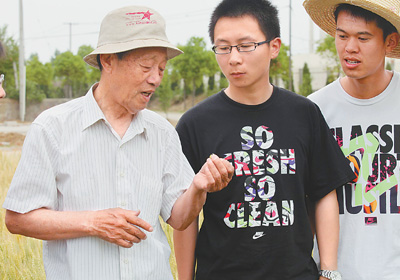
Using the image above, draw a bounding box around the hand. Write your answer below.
[193,154,234,193]
[88,208,153,248]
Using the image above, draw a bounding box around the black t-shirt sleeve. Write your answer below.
[307,104,356,201]
[176,112,202,173]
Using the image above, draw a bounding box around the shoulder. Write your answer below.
[33,97,86,131]
[308,80,340,105]
[140,109,175,132]
[275,87,319,111]
[179,92,223,122]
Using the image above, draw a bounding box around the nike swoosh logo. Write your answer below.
[253,231,266,240]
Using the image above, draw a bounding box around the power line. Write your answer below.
[25,31,98,41]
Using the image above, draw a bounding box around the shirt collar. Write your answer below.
[81,84,149,141]
[81,84,107,132]
[125,110,149,142]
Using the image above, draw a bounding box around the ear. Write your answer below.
[269,37,281,60]
[385,32,400,53]
[99,53,116,73]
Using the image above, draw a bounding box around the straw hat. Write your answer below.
[303,0,400,58]
[84,6,183,69]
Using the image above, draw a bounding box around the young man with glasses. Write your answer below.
[173,0,355,279]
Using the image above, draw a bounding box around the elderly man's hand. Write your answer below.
[193,154,234,193]
[88,208,153,248]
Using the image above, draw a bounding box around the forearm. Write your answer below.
[168,155,233,230]
[315,190,339,271]
[173,219,198,280]
[5,208,92,240]
[167,184,206,230]
[6,207,153,247]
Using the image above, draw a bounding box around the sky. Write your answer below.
[1,0,326,63]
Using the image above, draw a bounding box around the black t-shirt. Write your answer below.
[176,87,355,280]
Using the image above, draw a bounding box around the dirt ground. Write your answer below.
[0,132,25,149]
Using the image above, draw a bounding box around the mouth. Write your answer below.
[345,59,360,65]
[230,71,245,77]
[141,91,153,97]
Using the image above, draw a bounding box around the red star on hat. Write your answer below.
[142,10,153,20]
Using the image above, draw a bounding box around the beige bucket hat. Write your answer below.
[84,6,183,68]
[303,0,400,58]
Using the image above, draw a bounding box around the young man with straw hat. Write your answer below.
[3,5,233,280]
[304,0,400,279]
[173,0,356,279]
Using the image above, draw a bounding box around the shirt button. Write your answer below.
[124,259,129,264]
[121,201,127,207]
[119,172,125,177]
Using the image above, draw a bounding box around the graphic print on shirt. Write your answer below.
[223,125,296,233]
[331,124,400,225]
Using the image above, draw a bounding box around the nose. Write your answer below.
[345,37,359,53]
[146,68,163,87]
[229,47,243,66]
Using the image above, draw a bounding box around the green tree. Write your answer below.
[170,37,220,109]
[299,63,313,97]
[270,43,292,89]
[219,71,229,89]
[77,45,101,87]
[156,66,174,117]
[26,54,55,100]
[0,25,19,99]
[316,35,341,84]
[53,51,88,98]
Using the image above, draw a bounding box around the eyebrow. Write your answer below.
[336,27,373,36]
[215,36,257,44]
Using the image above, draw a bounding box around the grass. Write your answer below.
[0,150,179,279]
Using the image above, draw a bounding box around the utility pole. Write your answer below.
[288,0,293,91]
[19,0,26,121]
[64,22,79,51]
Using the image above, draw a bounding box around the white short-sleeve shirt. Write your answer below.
[3,85,195,280]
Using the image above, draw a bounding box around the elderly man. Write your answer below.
[3,6,233,280]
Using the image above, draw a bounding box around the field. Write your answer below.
[0,148,179,279]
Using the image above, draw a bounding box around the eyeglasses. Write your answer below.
[212,39,273,54]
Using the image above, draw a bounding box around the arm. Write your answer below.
[315,190,339,279]
[5,207,153,248]
[173,218,198,280]
[167,154,233,230]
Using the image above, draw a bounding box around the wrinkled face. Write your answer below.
[110,47,167,115]
[213,15,280,92]
[335,10,388,81]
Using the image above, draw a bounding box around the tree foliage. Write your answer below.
[299,63,312,97]
[270,43,292,89]
[77,45,101,88]
[26,54,53,101]
[316,35,341,84]
[0,25,19,99]
[53,51,88,98]
[170,37,219,108]
[156,65,174,116]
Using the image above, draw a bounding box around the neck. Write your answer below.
[340,70,393,99]
[93,82,133,138]
[225,83,274,105]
